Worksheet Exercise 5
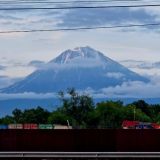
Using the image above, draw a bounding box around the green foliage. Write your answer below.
[132,100,151,117]
[3,107,50,124]
[124,105,151,122]
[150,105,160,122]
[48,109,71,125]
[0,115,14,124]
[58,88,95,128]
[21,107,50,123]
[95,101,125,128]
[131,100,160,122]
[1,89,160,128]
[12,108,23,123]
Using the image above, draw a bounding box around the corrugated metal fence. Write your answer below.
[0,129,160,152]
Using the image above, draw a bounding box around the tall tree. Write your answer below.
[58,88,95,128]
[12,108,23,123]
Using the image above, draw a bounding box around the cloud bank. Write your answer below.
[58,8,158,29]
[28,60,46,69]
[0,74,160,100]
[120,60,160,69]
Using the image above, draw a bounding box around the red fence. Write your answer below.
[0,130,160,152]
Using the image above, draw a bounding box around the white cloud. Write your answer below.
[0,92,57,100]
[78,74,160,99]
[120,60,160,76]
[97,74,160,98]
[0,74,160,100]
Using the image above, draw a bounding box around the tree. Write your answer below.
[132,100,151,116]
[58,88,95,128]
[22,107,50,123]
[95,101,151,128]
[124,105,151,122]
[48,109,71,125]
[149,104,160,122]
[0,115,14,124]
[95,101,124,128]
[12,108,23,123]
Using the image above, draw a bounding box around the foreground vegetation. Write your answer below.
[1,89,160,128]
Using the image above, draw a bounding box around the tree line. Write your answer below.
[1,88,160,128]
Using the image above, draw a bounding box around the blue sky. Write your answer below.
[0,0,160,90]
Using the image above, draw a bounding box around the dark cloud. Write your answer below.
[58,8,157,28]
[0,65,6,70]
[0,2,63,28]
[28,60,45,69]
[0,3,158,31]
[154,62,160,69]
[0,15,21,20]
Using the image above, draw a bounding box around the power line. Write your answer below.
[0,0,133,3]
[0,0,150,3]
[0,0,157,6]
[0,23,159,34]
[0,4,160,10]
[0,0,158,5]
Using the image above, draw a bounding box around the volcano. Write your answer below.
[1,46,149,93]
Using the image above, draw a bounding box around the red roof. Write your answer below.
[122,120,139,127]
[151,123,160,129]
[122,120,160,129]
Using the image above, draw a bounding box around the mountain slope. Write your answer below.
[1,46,149,93]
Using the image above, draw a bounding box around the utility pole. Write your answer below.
[67,120,70,129]
[134,107,136,121]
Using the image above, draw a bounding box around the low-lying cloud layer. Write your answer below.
[121,60,160,69]
[100,81,160,98]
[0,74,160,100]
[0,92,57,100]
[28,60,46,69]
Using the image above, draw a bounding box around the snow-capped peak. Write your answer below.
[51,46,102,64]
